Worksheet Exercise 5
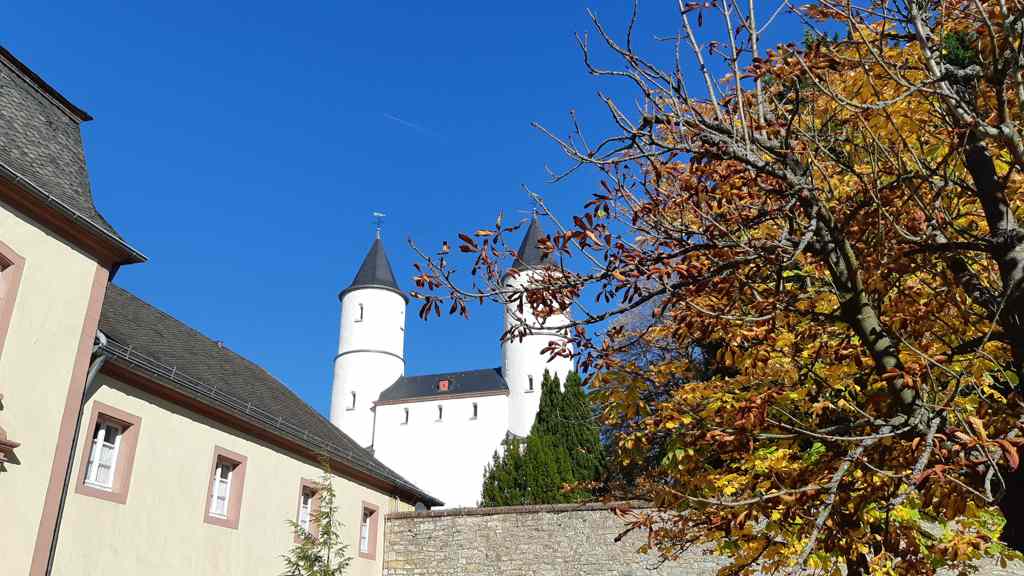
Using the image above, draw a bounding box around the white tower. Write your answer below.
[502,218,574,438]
[330,234,408,448]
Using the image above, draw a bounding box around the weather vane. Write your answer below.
[373,211,386,239]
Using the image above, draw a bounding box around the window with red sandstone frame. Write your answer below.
[75,402,142,505]
[203,446,247,529]
[0,240,25,361]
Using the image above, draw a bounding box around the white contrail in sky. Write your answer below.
[383,113,442,139]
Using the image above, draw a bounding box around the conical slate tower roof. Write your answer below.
[511,217,551,271]
[340,237,408,302]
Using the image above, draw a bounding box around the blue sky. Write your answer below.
[7,1,800,416]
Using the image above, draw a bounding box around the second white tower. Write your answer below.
[330,235,407,448]
[502,218,574,438]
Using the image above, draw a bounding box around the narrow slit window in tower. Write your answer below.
[402,407,409,425]
[349,392,356,410]
[436,405,443,422]
[355,303,364,322]
[471,402,478,420]
[527,375,534,393]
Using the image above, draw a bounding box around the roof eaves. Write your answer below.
[338,283,409,304]
[0,163,146,264]
[376,389,510,406]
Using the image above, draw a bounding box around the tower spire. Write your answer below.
[510,217,550,271]
[340,234,407,303]
[373,211,386,240]
[330,226,409,446]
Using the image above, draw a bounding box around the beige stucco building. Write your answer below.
[0,46,439,576]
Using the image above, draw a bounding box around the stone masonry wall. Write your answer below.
[384,502,1024,576]
[383,502,724,576]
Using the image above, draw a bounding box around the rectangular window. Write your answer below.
[75,401,142,505]
[295,479,320,542]
[402,407,409,425]
[298,489,314,531]
[0,240,25,362]
[471,402,478,420]
[84,421,122,489]
[204,446,247,529]
[359,510,370,553]
[209,461,234,518]
[436,404,443,422]
[357,502,379,559]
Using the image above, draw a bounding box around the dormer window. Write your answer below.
[437,379,450,392]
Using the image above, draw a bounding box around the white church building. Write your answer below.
[328,219,573,508]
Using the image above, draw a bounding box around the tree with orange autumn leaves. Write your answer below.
[410,1,1024,574]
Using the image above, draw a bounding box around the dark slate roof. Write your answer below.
[378,367,509,404]
[510,218,551,271]
[340,237,407,302]
[98,283,441,507]
[0,46,143,263]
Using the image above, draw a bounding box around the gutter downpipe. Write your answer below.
[45,330,109,575]
[370,402,377,454]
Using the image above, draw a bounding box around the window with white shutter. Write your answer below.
[84,421,122,490]
[204,447,247,529]
[298,488,314,531]
[75,402,142,505]
[357,503,379,559]
[209,461,234,518]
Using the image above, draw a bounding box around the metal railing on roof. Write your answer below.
[99,339,423,497]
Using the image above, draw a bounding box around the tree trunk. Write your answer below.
[845,552,870,575]
[1000,466,1024,552]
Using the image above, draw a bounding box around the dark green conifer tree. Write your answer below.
[561,371,605,488]
[479,370,604,507]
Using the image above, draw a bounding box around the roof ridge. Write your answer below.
[0,45,92,122]
[404,366,502,378]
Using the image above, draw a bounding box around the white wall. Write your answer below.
[330,288,406,447]
[502,272,573,437]
[374,394,509,508]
